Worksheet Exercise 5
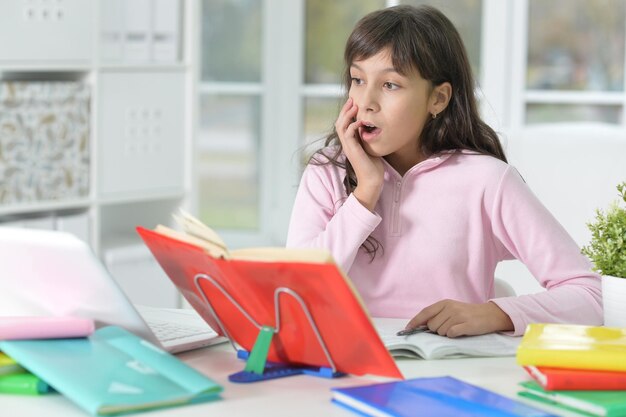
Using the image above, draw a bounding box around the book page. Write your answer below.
[172,210,230,256]
[154,225,229,259]
[372,317,521,359]
[170,209,341,264]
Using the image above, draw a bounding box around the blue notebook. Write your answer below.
[331,376,559,417]
[0,326,222,415]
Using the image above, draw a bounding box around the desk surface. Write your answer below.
[4,343,578,417]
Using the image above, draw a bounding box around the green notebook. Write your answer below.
[518,381,626,417]
[0,372,51,395]
[0,326,223,415]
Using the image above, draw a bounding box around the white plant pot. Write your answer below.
[602,275,626,327]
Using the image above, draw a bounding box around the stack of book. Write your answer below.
[0,351,50,395]
[0,316,94,395]
[516,323,626,417]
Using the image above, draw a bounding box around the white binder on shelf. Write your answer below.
[123,0,151,62]
[152,0,180,63]
[0,0,93,62]
[100,0,123,62]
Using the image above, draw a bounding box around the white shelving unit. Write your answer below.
[0,0,195,308]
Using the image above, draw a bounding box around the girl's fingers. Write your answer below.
[341,97,353,112]
[406,301,445,330]
[346,118,362,135]
[336,99,357,133]
[446,323,467,338]
[341,120,363,150]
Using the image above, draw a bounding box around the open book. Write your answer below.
[373,318,521,359]
[137,210,402,379]
[154,209,335,264]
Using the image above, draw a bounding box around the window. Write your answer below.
[197,0,626,248]
[524,0,625,124]
[197,0,484,246]
[198,0,262,231]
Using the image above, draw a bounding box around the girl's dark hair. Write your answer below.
[313,5,507,258]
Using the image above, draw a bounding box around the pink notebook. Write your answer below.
[0,317,95,340]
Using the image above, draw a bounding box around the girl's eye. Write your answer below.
[384,82,399,90]
[351,77,364,85]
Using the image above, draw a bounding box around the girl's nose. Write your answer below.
[357,87,380,112]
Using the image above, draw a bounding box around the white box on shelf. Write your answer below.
[104,244,180,308]
[100,0,124,62]
[97,72,185,197]
[123,0,151,62]
[56,212,90,243]
[0,0,93,62]
[152,0,180,63]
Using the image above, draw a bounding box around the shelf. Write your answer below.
[97,63,188,73]
[0,199,91,217]
[0,63,92,72]
[98,190,186,206]
[0,0,191,309]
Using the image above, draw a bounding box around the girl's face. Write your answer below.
[349,48,439,172]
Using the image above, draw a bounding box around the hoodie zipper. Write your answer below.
[386,152,453,236]
[391,180,402,235]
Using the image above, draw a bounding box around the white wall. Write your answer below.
[497,123,626,295]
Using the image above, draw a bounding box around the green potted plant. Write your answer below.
[582,182,626,327]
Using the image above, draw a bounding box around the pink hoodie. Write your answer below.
[286,149,602,336]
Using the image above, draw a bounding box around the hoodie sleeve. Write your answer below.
[489,166,603,335]
[286,162,381,272]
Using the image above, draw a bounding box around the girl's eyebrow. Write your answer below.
[350,63,399,75]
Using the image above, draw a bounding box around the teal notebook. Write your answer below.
[0,326,222,415]
[519,381,626,417]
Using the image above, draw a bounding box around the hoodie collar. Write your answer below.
[383,149,467,180]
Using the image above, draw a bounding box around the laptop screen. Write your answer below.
[0,227,157,344]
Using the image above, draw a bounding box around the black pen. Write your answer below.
[396,326,429,336]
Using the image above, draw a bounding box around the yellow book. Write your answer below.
[0,352,24,375]
[516,323,626,372]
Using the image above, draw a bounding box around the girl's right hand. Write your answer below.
[335,98,384,211]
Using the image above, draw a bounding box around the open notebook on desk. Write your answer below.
[0,226,226,354]
[373,317,521,359]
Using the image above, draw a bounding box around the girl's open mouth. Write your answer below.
[359,123,381,141]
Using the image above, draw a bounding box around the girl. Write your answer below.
[286,5,602,337]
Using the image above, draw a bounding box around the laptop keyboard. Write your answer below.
[148,320,215,342]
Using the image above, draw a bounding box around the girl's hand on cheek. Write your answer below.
[335,98,384,211]
[403,299,514,338]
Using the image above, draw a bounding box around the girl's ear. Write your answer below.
[429,82,452,118]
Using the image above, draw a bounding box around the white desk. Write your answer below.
[3,343,578,417]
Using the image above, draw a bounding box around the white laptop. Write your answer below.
[0,227,226,353]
